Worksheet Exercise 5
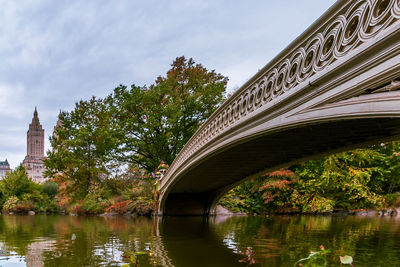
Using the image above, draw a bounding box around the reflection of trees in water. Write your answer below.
[1,215,400,266]
[0,215,244,266]
[0,215,160,266]
[212,215,400,266]
[43,216,156,266]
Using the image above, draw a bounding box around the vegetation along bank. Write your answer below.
[1,57,399,216]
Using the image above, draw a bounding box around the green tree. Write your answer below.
[42,181,59,199]
[291,149,386,212]
[108,56,227,172]
[220,143,400,214]
[0,166,38,200]
[370,141,400,194]
[0,166,58,213]
[44,97,118,199]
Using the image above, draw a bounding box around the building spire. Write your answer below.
[29,106,42,132]
[23,106,46,183]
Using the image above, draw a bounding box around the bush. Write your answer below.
[18,192,59,213]
[0,166,39,199]
[218,179,266,214]
[34,197,60,213]
[2,196,19,213]
[82,195,109,214]
[15,201,34,213]
[2,196,33,213]
[384,192,400,207]
[291,191,335,213]
[42,181,59,199]
[127,198,153,216]
[43,200,60,213]
[69,202,85,215]
[218,189,251,213]
[21,191,44,203]
[105,200,131,214]
[119,177,155,216]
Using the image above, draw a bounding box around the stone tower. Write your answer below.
[22,107,46,183]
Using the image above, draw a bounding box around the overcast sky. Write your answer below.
[0,0,336,168]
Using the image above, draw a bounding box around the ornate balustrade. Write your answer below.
[160,0,400,190]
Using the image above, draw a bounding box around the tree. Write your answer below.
[220,143,400,214]
[369,141,400,194]
[108,56,228,172]
[0,165,37,199]
[292,149,386,212]
[42,181,59,199]
[44,97,118,199]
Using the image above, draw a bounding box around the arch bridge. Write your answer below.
[158,0,400,215]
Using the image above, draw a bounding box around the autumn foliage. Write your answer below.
[42,56,226,216]
[220,142,400,214]
[105,200,131,214]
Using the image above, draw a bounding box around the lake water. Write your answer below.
[0,214,399,266]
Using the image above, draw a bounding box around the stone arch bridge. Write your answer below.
[158,0,400,215]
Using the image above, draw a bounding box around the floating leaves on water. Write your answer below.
[122,250,162,267]
[339,255,353,265]
[294,246,329,267]
[238,246,256,265]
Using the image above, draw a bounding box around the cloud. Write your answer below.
[0,0,337,167]
[0,83,31,119]
[0,126,26,168]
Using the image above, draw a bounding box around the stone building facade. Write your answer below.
[22,108,47,183]
[0,159,11,178]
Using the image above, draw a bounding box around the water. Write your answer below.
[0,214,399,266]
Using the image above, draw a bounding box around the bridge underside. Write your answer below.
[160,0,400,215]
[163,117,400,215]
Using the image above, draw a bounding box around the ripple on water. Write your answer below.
[0,215,400,266]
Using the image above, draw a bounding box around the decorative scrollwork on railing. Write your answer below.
[162,0,400,183]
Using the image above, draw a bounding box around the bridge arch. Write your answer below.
[158,0,400,215]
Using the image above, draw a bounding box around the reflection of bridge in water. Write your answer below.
[153,216,244,267]
[158,0,400,215]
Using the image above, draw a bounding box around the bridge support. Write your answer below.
[162,193,214,216]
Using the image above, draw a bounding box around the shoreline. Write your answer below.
[2,206,400,217]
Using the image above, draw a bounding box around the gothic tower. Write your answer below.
[27,107,44,158]
[23,107,46,183]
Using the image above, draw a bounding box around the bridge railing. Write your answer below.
[160,0,400,189]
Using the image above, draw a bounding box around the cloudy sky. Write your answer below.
[0,0,336,167]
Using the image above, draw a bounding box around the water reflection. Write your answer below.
[0,215,399,266]
[160,217,243,267]
[212,215,400,266]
